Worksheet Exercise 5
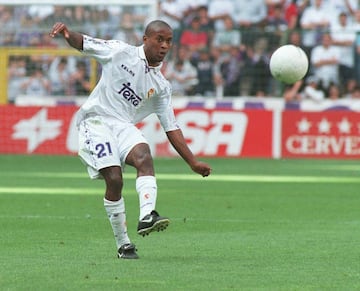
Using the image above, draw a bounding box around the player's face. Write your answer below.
[143,28,173,67]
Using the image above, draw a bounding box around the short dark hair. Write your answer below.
[145,20,172,36]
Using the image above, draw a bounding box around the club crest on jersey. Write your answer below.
[118,82,142,106]
[147,88,155,98]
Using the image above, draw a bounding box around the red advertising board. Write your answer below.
[4,105,359,159]
[138,109,273,157]
[0,106,78,155]
[0,106,273,158]
[282,111,360,158]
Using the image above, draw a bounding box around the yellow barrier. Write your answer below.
[0,47,98,104]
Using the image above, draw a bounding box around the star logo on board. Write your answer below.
[337,117,351,134]
[12,108,63,153]
[297,117,311,133]
[317,118,331,134]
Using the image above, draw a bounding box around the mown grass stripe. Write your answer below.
[0,187,103,195]
[5,172,360,183]
[0,175,359,195]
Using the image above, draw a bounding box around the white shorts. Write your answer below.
[78,115,148,179]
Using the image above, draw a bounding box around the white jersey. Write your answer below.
[76,35,179,132]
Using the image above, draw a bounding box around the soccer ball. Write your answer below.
[269,44,309,84]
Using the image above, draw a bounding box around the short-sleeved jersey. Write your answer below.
[76,35,179,132]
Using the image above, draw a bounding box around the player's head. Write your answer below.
[143,20,173,67]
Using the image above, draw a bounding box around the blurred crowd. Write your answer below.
[3,0,360,103]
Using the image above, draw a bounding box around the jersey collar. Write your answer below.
[138,45,162,72]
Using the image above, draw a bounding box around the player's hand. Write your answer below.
[191,161,212,177]
[49,22,70,39]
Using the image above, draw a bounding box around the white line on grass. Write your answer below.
[0,174,359,195]
[0,214,98,220]
[2,172,360,182]
[0,187,103,195]
[310,165,360,171]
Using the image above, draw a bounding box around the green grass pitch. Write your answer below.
[0,155,359,290]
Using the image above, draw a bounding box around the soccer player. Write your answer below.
[49,20,212,259]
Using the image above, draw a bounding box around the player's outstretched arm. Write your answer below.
[49,22,84,51]
[166,129,211,177]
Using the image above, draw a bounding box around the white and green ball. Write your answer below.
[269,44,309,84]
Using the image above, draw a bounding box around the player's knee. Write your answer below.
[109,174,123,189]
[126,143,154,173]
[135,151,154,173]
[102,169,123,191]
[137,151,152,166]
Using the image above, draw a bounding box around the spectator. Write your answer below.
[20,64,51,96]
[283,68,342,102]
[177,0,209,25]
[41,5,72,28]
[345,84,360,99]
[14,14,42,47]
[266,4,288,49]
[184,0,209,10]
[267,2,288,25]
[96,8,116,39]
[266,0,286,18]
[29,31,58,72]
[331,12,356,90]
[163,45,198,96]
[354,10,360,83]
[48,57,72,96]
[197,5,215,44]
[207,0,235,31]
[212,15,241,57]
[283,0,306,30]
[179,16,209,59]
[192,48,216,96]
[321,0,358,21]
[69,6,87,29]
[36,32,59,48]
[244,37,272,96]
[232,0,268,46]
[286,29,305,48]
[27,4,54,25]
[210,46,227,98]
[219,46,243,97]
[310,32,340,90]
[81,9,100,38]
[68,61,91,96]
[158,0,184,43]
[0,6,17,46]
[326,83,342,100]
[343,78,357,98]
[300,0,331,56]
[170,43,193,64]
[113,12,141,45]
[302,75,325,101]
[7,56,27,103]
[164,59,198,96]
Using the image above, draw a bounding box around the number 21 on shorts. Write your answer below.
[95,142,113,158]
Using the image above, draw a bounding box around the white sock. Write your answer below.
[103,198,130,249]
[136,176,157,220]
